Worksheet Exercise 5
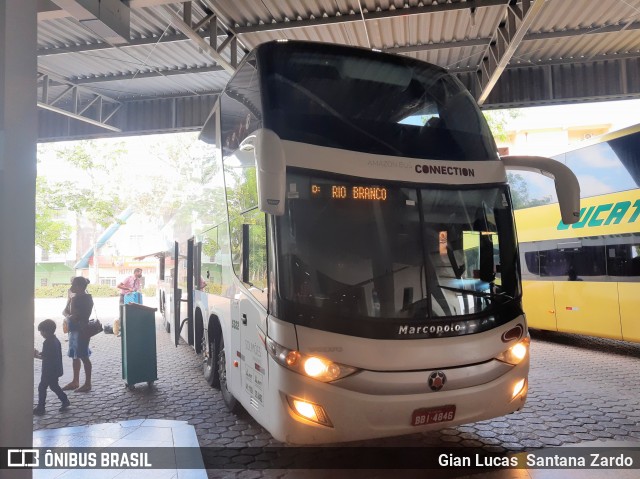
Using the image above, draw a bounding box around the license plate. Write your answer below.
[411,405,456,426]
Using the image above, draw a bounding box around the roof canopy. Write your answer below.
[36,0,640,141]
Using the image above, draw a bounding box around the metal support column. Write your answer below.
[0,1,38,476]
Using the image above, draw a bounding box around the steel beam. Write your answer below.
[38,0,186,21]
[160,5,236,73]
[477,0,547,105]
[37,71,122,131]
[460,56,640,109]
[36,3,640,59]
[385,38,490,54]
[70,64,225,84]
[524,21,640,41]
[50,0,130,44]
[233,0,509,34]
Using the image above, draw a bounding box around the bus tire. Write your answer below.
[204,336,220,388]
[217,335,240,413]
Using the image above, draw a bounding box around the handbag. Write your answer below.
[83,305,103,337]
[84,319,103,337]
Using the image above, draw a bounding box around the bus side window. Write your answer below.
[202,226,225,295]
[239,209,268,307]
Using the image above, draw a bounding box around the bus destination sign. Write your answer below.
[311,184,388,201]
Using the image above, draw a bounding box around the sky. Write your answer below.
[503,98,640,133]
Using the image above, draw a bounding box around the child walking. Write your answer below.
[34,319,71,415]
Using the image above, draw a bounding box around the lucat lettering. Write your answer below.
[557,199,640,230]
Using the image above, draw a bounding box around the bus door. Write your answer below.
[194,241,202,292]
[172,241,181,346]
[193,240,205,353]
[186,238,195,347]
[172,240,194,347]
[234,223,268,412]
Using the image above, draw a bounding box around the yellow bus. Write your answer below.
[513,124,640,342]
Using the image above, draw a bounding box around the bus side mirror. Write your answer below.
[242,129,286,216]
[502,155,580,225]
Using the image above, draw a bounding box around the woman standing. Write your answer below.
[61,276,94,392]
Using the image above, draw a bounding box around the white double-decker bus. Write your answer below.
[161,40,580,444]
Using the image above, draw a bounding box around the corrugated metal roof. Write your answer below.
[33,0,640,140]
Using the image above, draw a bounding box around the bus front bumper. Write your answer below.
[265,357,528,445]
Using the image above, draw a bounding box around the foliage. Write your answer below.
[203,283,223,295]
[225,165,267,286]
[36,141,128,261]
[34,284,120,298]
[37,135,228,287]
[141,287,156,297]
[35,177,72,254]
[483,109,521,143]
[34,285,71,298]
[134,134,225,233]
[53,140,127,229]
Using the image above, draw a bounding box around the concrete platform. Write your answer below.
[33,419,205,479]
[31,297,640,478]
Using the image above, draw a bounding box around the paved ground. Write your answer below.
[32,297,640,478]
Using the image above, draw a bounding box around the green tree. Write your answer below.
[483,109,520,143]
[52,140,128,226]
[133,134,225,230]
[38,141,128,280]
[35,176,72,255]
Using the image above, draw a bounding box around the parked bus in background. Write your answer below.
[513,123,640,343]
[160,40,579,444]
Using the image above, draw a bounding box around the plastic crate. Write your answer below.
[124,291,143,304]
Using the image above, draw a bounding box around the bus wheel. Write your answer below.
[217,336,240,413]
[203,337,220,388]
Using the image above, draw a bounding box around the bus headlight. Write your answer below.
[266,337,359,382]
[287,396,333,427]
[512,378,527,399]
[496,336,530,365]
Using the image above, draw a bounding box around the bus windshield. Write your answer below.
[276,172,521,335]
[259,41,497,161]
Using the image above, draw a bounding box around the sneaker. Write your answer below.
[33,407,45,416]
[59,399,71,411]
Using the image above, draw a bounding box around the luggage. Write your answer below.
[124,291,143,304]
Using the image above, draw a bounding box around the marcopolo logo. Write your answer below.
[557,199,640,230]
[415,165,475,177]
[7,449,39,468]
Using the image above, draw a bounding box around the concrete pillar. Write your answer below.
[0,1,38,476]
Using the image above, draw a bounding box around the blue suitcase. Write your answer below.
[124,291,143,304]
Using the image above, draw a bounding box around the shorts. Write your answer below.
[67,330,92,359]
